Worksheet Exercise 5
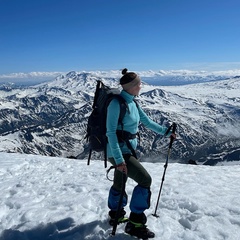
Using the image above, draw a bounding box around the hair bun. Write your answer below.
[122,68,128,75]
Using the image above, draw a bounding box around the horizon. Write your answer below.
[0,69,240,86]
[1,68,240,86]
[1,0,240,75]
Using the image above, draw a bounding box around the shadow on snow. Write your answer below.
[0,217,132,240]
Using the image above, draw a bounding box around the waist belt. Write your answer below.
[116,130,138,159]
[116,130,137,142]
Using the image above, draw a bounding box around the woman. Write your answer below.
[106,68,175,239]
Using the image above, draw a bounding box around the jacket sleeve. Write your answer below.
[106,99,125,165]
[138,105,168,136]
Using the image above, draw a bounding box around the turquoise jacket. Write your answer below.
[106,90,168,165]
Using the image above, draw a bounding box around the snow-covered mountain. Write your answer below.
[0,71,239,165]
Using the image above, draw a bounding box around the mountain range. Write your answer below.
[0,71,239,165]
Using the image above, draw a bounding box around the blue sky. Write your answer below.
[0,0,240,75]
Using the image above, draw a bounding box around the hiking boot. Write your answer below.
[124,212,155,239]
[108,208,128,226]
[125,221,155,239]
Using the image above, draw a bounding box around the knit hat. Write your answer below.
[120,68,141,90]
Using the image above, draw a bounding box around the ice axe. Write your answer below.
[152,122,177,217]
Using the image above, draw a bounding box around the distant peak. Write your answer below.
[66,71,78,78]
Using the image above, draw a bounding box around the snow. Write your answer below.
[0,133,22,152]
[0,152,239,240]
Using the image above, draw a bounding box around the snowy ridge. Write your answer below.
[0,71,240,165]
[0,152,239,240]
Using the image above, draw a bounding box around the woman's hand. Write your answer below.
[170,133,176,140]
[116,162,128,175]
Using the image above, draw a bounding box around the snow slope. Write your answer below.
[0,153,239,240]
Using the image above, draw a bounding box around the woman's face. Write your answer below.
[127,81,142,96]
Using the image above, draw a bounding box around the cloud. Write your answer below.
[175,62,240,71]
[0,72,65,79]
[0,72,66,85]
[1,68,240,86]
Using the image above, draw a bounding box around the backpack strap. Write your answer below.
[114,95,129,124]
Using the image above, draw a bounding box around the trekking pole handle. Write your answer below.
[164,125,172,137]
[164,122,177,137]
[169,123,177,149]
[172,122,177,134]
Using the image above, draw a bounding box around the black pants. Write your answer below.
[109,154,152,192]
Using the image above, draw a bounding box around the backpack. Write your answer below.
[86,80,137,168]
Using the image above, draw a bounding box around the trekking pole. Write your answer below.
[152,122,177,218]
[111,172,127,236]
